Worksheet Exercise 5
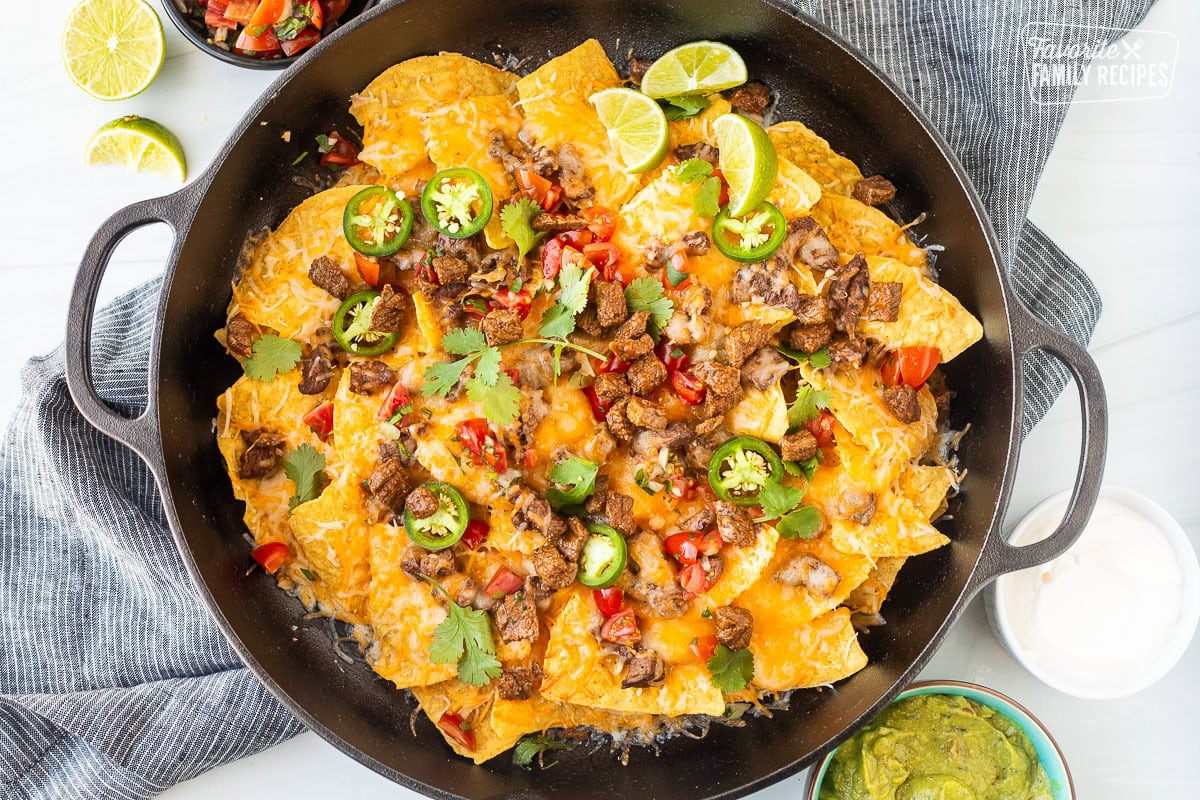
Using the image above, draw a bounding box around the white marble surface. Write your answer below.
[1,0,1197,797]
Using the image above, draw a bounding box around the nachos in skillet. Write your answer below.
[215,39,982,764]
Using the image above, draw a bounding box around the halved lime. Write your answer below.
[640,41,748,99]
[62,0,164,101]
[85,116,187,182]
[589,87,670,174]
[714,113,777,217]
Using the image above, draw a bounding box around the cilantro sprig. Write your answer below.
[624,277,675,338]
[539,260,595,340]
[243,334,302,382]
[675,158,723,218]
[660,95,710,121]
[546,457,599,510]
[512,735,573,769]
[425,577,502,687]
[284,443,327,510]
[500,197,548,262]
[707,644,755,692]
[775,345,833,370]
[787,384,832,430]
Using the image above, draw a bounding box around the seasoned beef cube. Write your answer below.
[645,582,690,619]
[779,430,818,463]
[627,56,654,85]
[605,398,636,443]
[432,255,471,285]
[624,397,667,431]
[367,457,410,515]
[626,355,666,396]
[926,370,952,422]
[298,344,335,395]
[714,500,756,546]
[713,606,754,650]
[497,665,538,700]
[419,550,456,579]
[700,388,740,420]
[558,517,590,562]
[837,489,877,526]
[308,256,351,299]
[788,217,840,273]
[612,310,650,340]
[621,648,665,688]
[631,421,693,455]
[238,432,285,479]
[604,491,635,535]
[593,280,629,328]
[556,143,594,201]
[673,142,718,165]
[694,361,741,398]
[775,554,838,596]
[405,485,439,519]
[695,416,724,437]
[882,384,922,423]
[789,322,834,354]
[514,493,567,540]
[575,307,605,337]
[609,334,655,361]
[643,238,669,267]
[830,254,870,332]
[723,321,770,368]
[828,334,867,369]
[794,294,830,325]
[730,260,800,312]
[852,175,897,206]
[532,212,588,232]
[593,372,632,405]
[481,307,524,347]
[371,285,405,333]
[495,591,539,642]
[682,230,711,256]
[349,360,395,395]
[487,130,524,175]
[866,281,903,322]
[728,82,771,115]
[532,544,576,592]
[680,507,716,533]
[741,347,790,391]
[225,314,255,358]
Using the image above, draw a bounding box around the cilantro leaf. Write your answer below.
[538,262,594,339]
[474,347,502,387]
[537,303,577,339]
[428,585,502,686]
[707,644,755,692]
[675,158,714,184]
[624,276,675,338]
[547,456,599,510]
[466,370,520,428]
[442,327,487,355]
[425,327,499,397]
[783,452,822,481]
[315,133,335,153]
[513,735,573,769]
[787,385,832,429]
[660,94,710,121]
[283,443,327,510]
[775,345,832,370]
[694,176,722,218]
[500,197,548,261]
[777,505,823,540]
[753,479,806,522]
[423,357,471,397]
[665,259,690,288]
[243,334,303,382]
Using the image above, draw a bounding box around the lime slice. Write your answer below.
[589,87,670,174]
[640,41,748,99]
[62,0,164,101]
[85,116,187,182]
[714,113,777,217]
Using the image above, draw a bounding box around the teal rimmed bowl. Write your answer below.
[804,680,1075,799]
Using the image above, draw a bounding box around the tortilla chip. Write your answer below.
[411,681,520,763]
[726,384,789,443]
[742,605,867,691]
[845,556,907,618]
[613,167,704,253]
[670,95,731,149]
[858,255,983,362]
[412,397,510,507]
[767,120,864,196]
[489,694,658,747]
[706,523,781,607]
[768,155,824,218]
[809,193,928,271]
[899,464,955,521]
[736,533,871,630]
[827,487,949,559]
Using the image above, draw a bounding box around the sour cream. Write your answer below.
[992,490,1200,699]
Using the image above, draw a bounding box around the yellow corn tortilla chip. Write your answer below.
[670,95,731,149]
[768,120,864,196]
[287,476,373,621]
[899,464,955,521]
[412,397,510,507]
[742,605,868,692]
[827,487,950,559]
[411,681,519,763]
[859,255,983,362]
[706,523,781,607]
[809,193,928,271]
[845,556,908,618]
[726,384,789,443]
[768,155,824,218]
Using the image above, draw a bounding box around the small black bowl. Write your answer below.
[161,0,382,70]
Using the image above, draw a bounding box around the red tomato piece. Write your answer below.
[235,26,280,53]
[484,566,524,597]
[541,237,564,280]
[690,634,718,662]
[224,0,259,23]
[541,184,563,212]
[665,531,702,565]
[559,246,587,274]
[558,229,594,249]
[305,0,324,29]
[319,131,360,167]
[654,339,689,373]
[204,1,238,28]
[279,25,320,57]
[661,249,691,291]
[583,242,621,280]
[712,168,731,207]
[461,295,490,320]
[462,519,490,550]
[250,542,289,574]
[248,0,289,27]
[805,410,836,447]
[353,253,379,288]
[516,170,551,205]
[670,370,706,406]
[301,401,333,441]
[595,353,631,375]
[490,287,532,321]
[599,608,640,646]
[592,587,624,617]
[455,418,507,472]
[678,563,709,595]
[437,713,475,752]
[883,346,942,389]
[583,386,611,420]
[580,206,617,241]
[319,0,350,22]
[377,382,412,425]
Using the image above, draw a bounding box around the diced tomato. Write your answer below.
[580,206,617,241]
[235,25,280,53]
[667,473,698,501]
[320,0,350,22]
[881,346,942,389]
[354,253,379,287]
[302,401,333,441]
[558,229,593,249]
[599,608,640,646]
[250,542,289,574]
[595,353,631,375]
[437,713,475,752]
[661,249,691,291]
[377,382,412,425]
[455,418,508,472]
[592,587,624,617]
[484,566,524,597]
[542,185,563,212]
[583,242,621,280]
[712,168,731,206]
[319,131,360,167]
[690,634,718,662]
[679,558,721,596]
[224,0,259,23]
[516,170,552,205]
[665,530,722,565]
[523,449,539,469]
[461,295,490,320]
[491,287,532,321]
[204,1,238,29]
[670,370,706,406]
[462,519,490,550]
[248,0,290,28]
[279,25,320,57]
[583,386,611,420]
[805,410,836,447]
[541,237,564,280]
[654,339,689,373]
[304,0,324,29]
[559,246,587,274]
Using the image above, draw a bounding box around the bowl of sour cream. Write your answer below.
[987,487,1200,699]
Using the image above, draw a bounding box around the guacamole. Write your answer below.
[820,694,1054,800]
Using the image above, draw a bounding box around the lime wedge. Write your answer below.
[714,113,777,217]
[62,0,164,101]
[85,116,187,182]
[589,87,670,174]
[640,41,747,99]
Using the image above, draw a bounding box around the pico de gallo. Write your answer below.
[185,0,353,59]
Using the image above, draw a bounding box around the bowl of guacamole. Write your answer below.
[807,681,1073,800]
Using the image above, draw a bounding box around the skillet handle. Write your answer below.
[971,306,1109,588]
[64,193,188,475]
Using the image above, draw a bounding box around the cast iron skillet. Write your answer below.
[64,1,1107,797]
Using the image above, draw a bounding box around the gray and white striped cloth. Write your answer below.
[0,2,1150,797]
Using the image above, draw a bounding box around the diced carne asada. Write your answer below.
[556,143,594,201]
[694,361,741,398]
[532,212,588,232]
[714,500,756,546]
[631,421,693,455]
[673,142,718,165]
[481,307,524,347]
[487,130,525,175]
[557,517,590,562]
[612,310,650,341]
[829,254,870,332]
[664,284,713,345]
[789,322,834,354]
[643,238,669,267]
[603,491,635,535]
[418,549,456,579]
[593,280,629,328]
[741,346,790,391]
[371,285,405,332]
[700,388,740,420]
[367,456,410,516]
[723,321,770,368]
[775,555,838,596]
[682,230,711,256]
[349,360,395,395]
[621,648,665,688]
[686,436,719,472]
[852,175,897,206]
[514,492,567,541]
[624,397,668,431]
[837,489,877,526]
[926,370,952,422]
[627,56,654,85]
[298,344,335,395]
[308,255,352,299]
[828,334,868,369]
[495,590,539,642]
[238,431,285,479]
[779,429,818,462]
[531,544,576,592]
[225,314,255,358]
[605,398,636,443]
[728,82,771,116]
[794,294,830,325]
[497,665,538,700]
[695,416,724,437]
[787,217,840,273]
[432,255,471,285]
[865,281,903,322]
[379,439,416,468]
[882,384,922,423]
[730,259,801,312]
[405,485,439,519]
[680,507,716,533]
[645,582,690,619]
[529,145,559,178]
[610,334,655,361]
[575,307,605,337]
[593,372,632,405]
[713,606,754,650]
[626,355,667,396]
